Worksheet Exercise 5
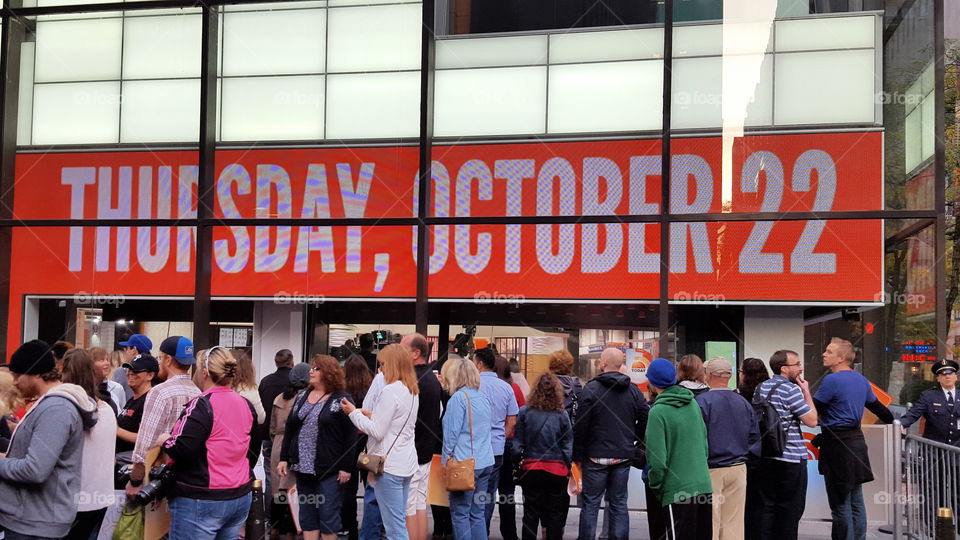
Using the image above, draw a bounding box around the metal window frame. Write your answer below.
[0,0,947,362]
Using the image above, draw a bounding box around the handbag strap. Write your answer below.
[383,393,415,459]
[450,391,474,460]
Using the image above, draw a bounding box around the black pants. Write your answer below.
[757,459,807,540]
[646,483,667,540]
[431,504,452,536]
[743,458,763,540]
[663,498,712,540]
[340,468,361,540]
[498,446,519,540]
[519,469,569,540]
[64,508,108,540]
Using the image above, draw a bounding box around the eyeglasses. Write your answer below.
[310,367,321,372]
[784,362,802,367]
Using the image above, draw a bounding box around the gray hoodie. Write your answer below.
[0,383,98,538]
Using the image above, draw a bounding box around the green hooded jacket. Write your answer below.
[645,385,713,505]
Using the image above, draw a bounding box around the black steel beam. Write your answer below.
[658,0,673,359]
[934,0,947,359]
[0,8,24,359]
[191,5,218,350]
[414,0,436,336]
[0,209,937,228]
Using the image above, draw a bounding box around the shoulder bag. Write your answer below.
[357,393,415,475]
[444,392,476,492]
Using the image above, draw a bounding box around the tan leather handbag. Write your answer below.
[357,394,415,475]
[444,392,476,492]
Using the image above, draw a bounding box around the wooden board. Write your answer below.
[142,447,170,540]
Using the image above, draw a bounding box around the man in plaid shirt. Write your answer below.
[125,336,201,497]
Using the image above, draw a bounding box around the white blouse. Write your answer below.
[79,401,118,511]
[349,381,419,477]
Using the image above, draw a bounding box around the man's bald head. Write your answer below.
[600,347,626,372]
[401,333,430,365]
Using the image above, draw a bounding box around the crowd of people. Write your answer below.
[0,331,942,540]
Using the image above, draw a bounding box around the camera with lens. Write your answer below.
[133,463,175,507]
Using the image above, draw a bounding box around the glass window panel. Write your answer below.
[220,75,324,141]
[123,14,202,79]
[325,72,420,139]
[436,35,547,69]
[672,57,720,129]
[120,79,200,143]
[222,9,326,76]
[434,66,546,137]
[222,1,326,11]
[775,16,875,52]
[904,107,922,173]
[549,28,663,64]
[327,4,421,72]
[673,23,723,57]
[774,49,875,125]
[35,18,122,82]
[32,82,120,144]
[18,42,35,145]
[548,61,662,134]
[921,91,935,162]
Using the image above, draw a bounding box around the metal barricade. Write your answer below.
[902,433,960,539]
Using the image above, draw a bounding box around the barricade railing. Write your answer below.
[902,433,960,539]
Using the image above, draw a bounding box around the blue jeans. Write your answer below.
[826,483,866,540]
[374,473,411,540]
[168,493,252,540]
[578,461,631,540]
[450,465,493,540]
[359,476,384,540]
[483,454,504,532]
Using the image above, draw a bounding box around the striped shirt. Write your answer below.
[757,375,811,463]
[132,373,201,464]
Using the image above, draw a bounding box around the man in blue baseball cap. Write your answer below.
[119,334,153,361]
[125,336,200,499]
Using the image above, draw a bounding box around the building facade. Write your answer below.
[0,0,952,404]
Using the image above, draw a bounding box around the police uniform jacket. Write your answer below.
[901,387,960,446]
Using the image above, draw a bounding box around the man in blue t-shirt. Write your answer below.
[813,337,893,540]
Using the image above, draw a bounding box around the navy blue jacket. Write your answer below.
[573,371,649,462]
[512,406,573,466]
[901,387,960,446]
[695,388,760,468]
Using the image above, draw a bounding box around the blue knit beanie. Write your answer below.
[646,357,676,389]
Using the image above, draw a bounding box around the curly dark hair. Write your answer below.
[738,357,770,400]
[527,373,563,412]
[310,354,345,394]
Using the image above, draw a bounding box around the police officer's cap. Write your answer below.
[933,359,960,376]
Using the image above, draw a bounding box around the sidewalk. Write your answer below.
[481,507,889,539]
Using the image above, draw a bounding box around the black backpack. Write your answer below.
[752,380,787,458]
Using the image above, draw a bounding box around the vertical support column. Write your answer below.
[0,8,24,358]
[658,0,674,359]
[192,5,218,349]
[935,0,947,359]
[415,0,437,335]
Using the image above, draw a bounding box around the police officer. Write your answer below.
[900,359,960,445]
